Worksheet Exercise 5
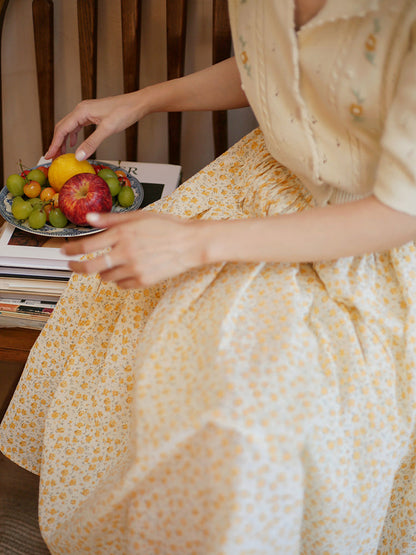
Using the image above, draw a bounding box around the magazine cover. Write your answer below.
[0,222,77,271]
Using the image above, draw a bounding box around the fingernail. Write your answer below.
[44,151,51,160]
[86,213,100,224]
[75,149,86,161]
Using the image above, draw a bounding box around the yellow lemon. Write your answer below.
[48,153,96,192]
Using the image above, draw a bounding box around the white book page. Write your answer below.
[0,222,77,270]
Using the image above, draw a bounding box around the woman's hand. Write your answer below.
[61,195,416,286]
[45,91,146,162]
[44,58,248,162]
[62,211,210,289]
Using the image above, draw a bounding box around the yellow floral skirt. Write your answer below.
[1,129,416,554]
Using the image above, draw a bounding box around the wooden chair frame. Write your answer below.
[0,0,231,182]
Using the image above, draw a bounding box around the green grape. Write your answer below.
[27,168,47,187]
[29,197,44,209]
[98,168,118,181]
[49,207,68,228]
[6,174,25,197]
[118,186,135,207]
[28,208,47,229]
[12,197,33,220]
[106,176,122,197]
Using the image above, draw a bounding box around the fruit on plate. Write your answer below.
[11,196,33,220]
[106,177,122,197]
[26,168,47,187]
[48,153,96,192]
[97,168,122,197]
[29,197,43,209]
[40,186,56,202]
[43,203,53,221]
[115,169,131,187]
[23,180,42,198]
[37,165,49,179]
[97,167,118,181]
[58,173,113,226]
[6,173,25,197]
[28,208,47,229]
[4,159,136,232]
[48,207,68,228]
[118,185,135,207]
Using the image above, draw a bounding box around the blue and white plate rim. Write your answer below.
[0,160,144,237]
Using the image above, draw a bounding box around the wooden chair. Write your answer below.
[166,0,232,164]
[0,1,232,182]
[29,0,232,169]
[0,0,9,187]
[0,1,231,180]
[212,0,232,159]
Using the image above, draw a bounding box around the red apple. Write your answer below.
[59,173,112,226]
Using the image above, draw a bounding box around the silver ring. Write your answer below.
[103,253,113,270]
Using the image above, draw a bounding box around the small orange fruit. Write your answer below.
[40,186,56,202]
[23,180,41,198]
[48,153,95,192]
[43,203,53,221]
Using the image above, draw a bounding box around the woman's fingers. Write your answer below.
[96,253,175,289]
[68,250,122,277]
[62,228,117,256]
[86,210,169,229]
[44,100,104,159]
[74,129,107,161]
[45,94,142,160]
[68,250,140,285]
[62,211,206,289]
[61,212,142,257]
[47,93,147,160]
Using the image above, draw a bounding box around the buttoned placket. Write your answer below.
[278,0,381,205]
[230,0,384,207]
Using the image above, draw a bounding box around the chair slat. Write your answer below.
[77,0,98,145]
[121,0,141,162]
[166,0,187,166]
[32,0,54,156]
[212,0,231,158]
[0,0,10,183]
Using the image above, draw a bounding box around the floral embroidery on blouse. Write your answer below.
[350,89,365,122]
[239,35,251,76]
[350,19,381,122]
[364,18,381,64]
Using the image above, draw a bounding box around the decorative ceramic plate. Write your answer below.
[0,161,144,237]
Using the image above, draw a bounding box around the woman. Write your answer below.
[1,0,416,553]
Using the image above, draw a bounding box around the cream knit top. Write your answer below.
[228,0,416,214]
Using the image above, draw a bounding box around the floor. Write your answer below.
[0,360,50,554]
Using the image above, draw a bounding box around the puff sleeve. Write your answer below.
[373,26,416,215]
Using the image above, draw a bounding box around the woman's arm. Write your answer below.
[46,57,248,161]
[62,195,416,289]
[205,195,416,263]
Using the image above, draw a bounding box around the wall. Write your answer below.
[1,0,257,182]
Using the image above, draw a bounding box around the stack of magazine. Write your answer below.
[0,221,74,329]
[0,159,181,330]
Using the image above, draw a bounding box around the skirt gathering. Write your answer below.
[1,129,416,555]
